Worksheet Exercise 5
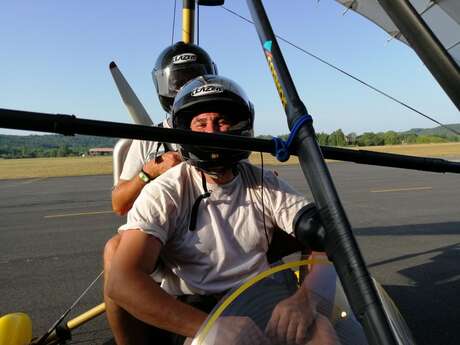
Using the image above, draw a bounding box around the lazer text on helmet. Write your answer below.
[172,53,197,64]
[191,85,224,97]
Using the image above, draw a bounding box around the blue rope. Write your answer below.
[272,114,312,162]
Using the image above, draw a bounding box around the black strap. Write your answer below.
[141,168,154,181]
[189,171,211,231]
[156,121,171,154]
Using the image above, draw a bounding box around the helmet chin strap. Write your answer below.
[188,164,239,231]
[198,166,227,179]
[189,171,212,231]
[184,157,229,179]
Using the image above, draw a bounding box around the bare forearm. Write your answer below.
[296,276,314,304]
[111,179,146,215]
[113,153,182,215]
[108,269,207,337]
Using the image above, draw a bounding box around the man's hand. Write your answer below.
[265,291,317,345]
[143,151,182,178]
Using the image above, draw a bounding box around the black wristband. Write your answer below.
[139,169,154,183]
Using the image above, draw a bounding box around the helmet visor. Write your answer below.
[155,64,211,98]
[176,108,253,137]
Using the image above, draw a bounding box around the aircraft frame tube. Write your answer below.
[321,146,460,173]
[246,0,398,344]
[66,303,106,330]
[376,0,460,111]
[1,108,460,175]
[0,108,274,154]
[182,0,195,43]
[295,126,398,345]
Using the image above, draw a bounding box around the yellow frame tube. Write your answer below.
[66,303,106,330]
[38,303,106,345]
[182,0,195,43]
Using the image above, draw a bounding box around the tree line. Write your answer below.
[1,129,459,159]
[0,134,118,159]
[258,129,460,147]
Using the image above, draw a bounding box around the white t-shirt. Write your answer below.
[119,118,177,181]
[119,161,310,295]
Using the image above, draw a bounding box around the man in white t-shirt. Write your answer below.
[104,42,219,343]
[106,75,338,345]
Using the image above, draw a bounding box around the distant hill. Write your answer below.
[403,123,460,137]
[0,134,118,148]
[0,134,119,158]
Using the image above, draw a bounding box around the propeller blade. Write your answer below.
[109,61,153,126]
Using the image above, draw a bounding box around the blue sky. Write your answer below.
[1,0,458,136]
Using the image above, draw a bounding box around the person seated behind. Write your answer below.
[106,75,338,345]
[111,41,218,216]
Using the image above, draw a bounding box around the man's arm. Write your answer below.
[112,179,147,216]
[106,229,207,337]
[112,152,182,215]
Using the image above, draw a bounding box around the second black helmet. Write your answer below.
[152,42,218,113]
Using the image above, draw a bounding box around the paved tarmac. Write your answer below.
[1,161,459,345]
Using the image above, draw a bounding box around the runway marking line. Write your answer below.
[20,177,48,184]
[44,210,113,218]
[0,177,47,189]
[370,186,432,193]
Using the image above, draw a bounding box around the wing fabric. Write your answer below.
[336,0,460,66]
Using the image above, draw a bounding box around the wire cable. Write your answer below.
[197,2,200,45]
[171,0,177,44]
[260,152,270,247]
[221,5,460,137]
[36,270,104,345]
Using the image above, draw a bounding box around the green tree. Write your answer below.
[57,145,70,157]
[316,132,329,146]
[346,132,357,145]
[328,129,347,146]
[356,132,384,146]
[416,135,447,144]
[383,131,401,145]
[401,133,418,144]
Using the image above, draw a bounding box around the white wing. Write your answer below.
[335,0,460,66]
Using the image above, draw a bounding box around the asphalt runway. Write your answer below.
[1,162,459,345]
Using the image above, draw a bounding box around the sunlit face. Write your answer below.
[190,112,232,133]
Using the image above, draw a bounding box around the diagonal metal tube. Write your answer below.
[245,1,400,344]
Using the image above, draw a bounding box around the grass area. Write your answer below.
[347,142,460,158]
[1,142,459,180]
[0,156,113,180]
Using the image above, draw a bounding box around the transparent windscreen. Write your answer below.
[189,253,368,345]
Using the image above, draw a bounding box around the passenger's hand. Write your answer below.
[190,316,271,345]
[143,151,182,178]
[265,291,317,345]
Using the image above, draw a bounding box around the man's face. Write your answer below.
[190,112,232,133]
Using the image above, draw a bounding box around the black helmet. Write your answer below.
[153,42,218,113]
[172,75,254,175]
